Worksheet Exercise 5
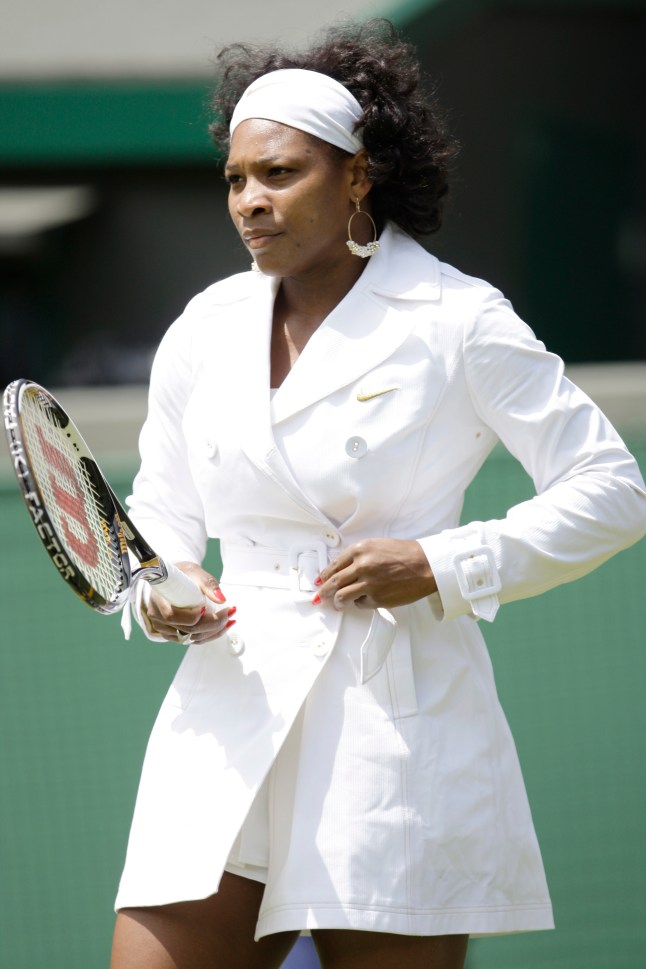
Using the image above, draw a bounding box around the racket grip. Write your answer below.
[151,561,207,608]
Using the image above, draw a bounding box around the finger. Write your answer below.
[333,580,371,610]
[317,548,355,586]
[148,589,230,628]
[174,604,233,635]
[314,562,358,605]
[189,619,237,645]
[147,601,205,630]
[204,581,226,605]
[175,561,226,605]
[181,612,237,645]
[174,604,208,627]
[149,621,197,643]
[149,604,234,642]
[313,578,368,611]
[170,562,226,608]
[147,586,205,619]
[353,595,377,609]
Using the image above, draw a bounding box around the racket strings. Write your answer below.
[20,391,126,602]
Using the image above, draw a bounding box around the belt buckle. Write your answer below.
[288,541,328,601]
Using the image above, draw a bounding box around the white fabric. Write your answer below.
[114,223,646,937]
[220,542,397,682]
[229,68,363,154]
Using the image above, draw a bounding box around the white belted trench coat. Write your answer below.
[115,224,646,938]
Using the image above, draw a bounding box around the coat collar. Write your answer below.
[362,222,442,302]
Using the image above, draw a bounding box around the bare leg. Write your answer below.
[110,871,299,969]
[312,929,469,969]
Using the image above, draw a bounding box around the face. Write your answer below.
[225,119,358,279]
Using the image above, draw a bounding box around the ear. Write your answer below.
[346,149,372,204]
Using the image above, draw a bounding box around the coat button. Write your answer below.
[345,436,367,459]
[312,640,329,657]
[228,634,245,656]
[323,531,340,548]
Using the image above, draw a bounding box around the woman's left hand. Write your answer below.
[314,538,437,611]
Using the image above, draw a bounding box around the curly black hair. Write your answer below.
[209,20,459,238]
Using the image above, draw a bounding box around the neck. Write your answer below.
[278,253,368,326]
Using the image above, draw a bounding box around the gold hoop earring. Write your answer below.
[346,199,380,258]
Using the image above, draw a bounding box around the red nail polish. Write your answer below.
[225,619,237,629]
[227,606,237,617]
[311,593,321,605]
[214,589,226,604]
[314,576,322,586]
[200,606,207,617]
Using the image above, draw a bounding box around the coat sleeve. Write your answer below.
[418,291,646,623]
[117,301,216,646]
[127,309,208,567]
[119,302,213,640]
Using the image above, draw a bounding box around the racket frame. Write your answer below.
[3,379,176,615]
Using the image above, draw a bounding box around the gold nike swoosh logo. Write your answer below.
[356,387,399,402]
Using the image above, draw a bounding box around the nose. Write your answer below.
[235,178,270,218]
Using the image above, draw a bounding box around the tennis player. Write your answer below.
[109,20,646,969]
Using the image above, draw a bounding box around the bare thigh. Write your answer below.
[311,929,469,969]
[109,871,299,969]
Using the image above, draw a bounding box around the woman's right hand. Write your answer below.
[142,561,236,644]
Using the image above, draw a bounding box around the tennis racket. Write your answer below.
[3,378,205,615]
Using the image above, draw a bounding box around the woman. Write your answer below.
[110,21,646,969]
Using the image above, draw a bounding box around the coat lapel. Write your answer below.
[211,274,334,524]
[270,224,442,425]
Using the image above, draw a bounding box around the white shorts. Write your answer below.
[223,769,270,885]
[224,860,268,884]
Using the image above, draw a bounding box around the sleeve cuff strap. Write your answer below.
[417,528,501,623]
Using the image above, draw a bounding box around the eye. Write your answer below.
[267,166,293,178]
[224,173,243,187]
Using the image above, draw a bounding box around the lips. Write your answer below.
[243,231,280,250]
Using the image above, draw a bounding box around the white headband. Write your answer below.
[229,68,364,155]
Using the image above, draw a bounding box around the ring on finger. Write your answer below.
[176,629,194,645]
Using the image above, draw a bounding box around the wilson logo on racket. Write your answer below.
[34,425,100,568]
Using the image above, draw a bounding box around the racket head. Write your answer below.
[3,379,132,614]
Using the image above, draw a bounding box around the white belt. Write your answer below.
[221,541,330,601]
[220,541,397,684]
